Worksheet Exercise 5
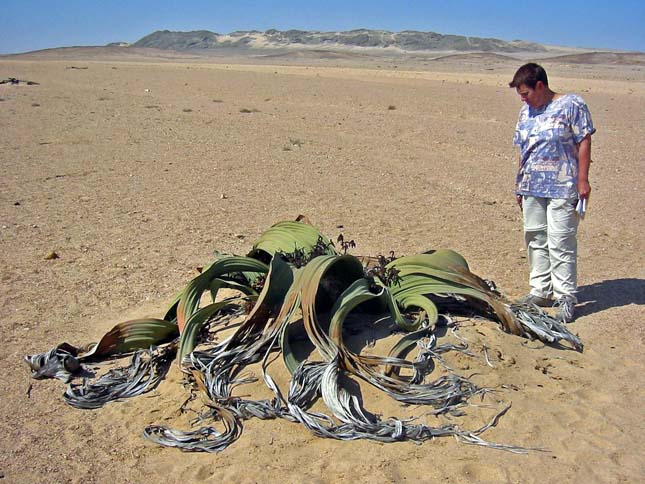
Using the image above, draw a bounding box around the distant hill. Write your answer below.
[132,29,548,53]
[541,51,645,66]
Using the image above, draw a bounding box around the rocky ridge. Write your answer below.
[131,28,548,53]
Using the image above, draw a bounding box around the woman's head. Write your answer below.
[510,63,552,108]
[509,63,549,89]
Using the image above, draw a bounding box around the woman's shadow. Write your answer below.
[576,278,645,317]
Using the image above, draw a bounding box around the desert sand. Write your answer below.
[1,49,644,483]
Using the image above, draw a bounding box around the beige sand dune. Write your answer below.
[542,51,645,66]
[254,49,374,60]
[431,52,520,63]
[1,50,643,483]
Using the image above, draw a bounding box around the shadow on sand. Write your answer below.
[577,278,645,317]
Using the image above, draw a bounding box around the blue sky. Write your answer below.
[1,0,643,54]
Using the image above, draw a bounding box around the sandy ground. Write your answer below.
[1,50,644,483]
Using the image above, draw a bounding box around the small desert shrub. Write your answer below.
[283,138,304,151]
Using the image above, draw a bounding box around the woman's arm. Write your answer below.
[577,135,592,199]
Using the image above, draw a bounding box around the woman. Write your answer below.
[509,63,595,322]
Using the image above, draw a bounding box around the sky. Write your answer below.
[1,0,644,55]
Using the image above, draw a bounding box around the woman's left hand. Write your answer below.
[578,179,591,199]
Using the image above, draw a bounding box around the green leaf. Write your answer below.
[246,255,296,324]
[299,254,366,362]
[224,255,299,355]
[177,256,268,332]
[178,299,247,363]
[209,278,258,302]
[248,220,337,260]
[280,255,365,373]
[82,318,178,360]
[388,254,522,335]
[328,278,384,346]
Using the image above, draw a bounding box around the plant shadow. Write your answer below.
[576,278,645,317]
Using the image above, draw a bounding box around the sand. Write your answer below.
[1,49,644,483]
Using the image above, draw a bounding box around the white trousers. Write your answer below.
[522,196,579,301]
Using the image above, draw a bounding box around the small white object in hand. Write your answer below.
[576,198,587,219]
